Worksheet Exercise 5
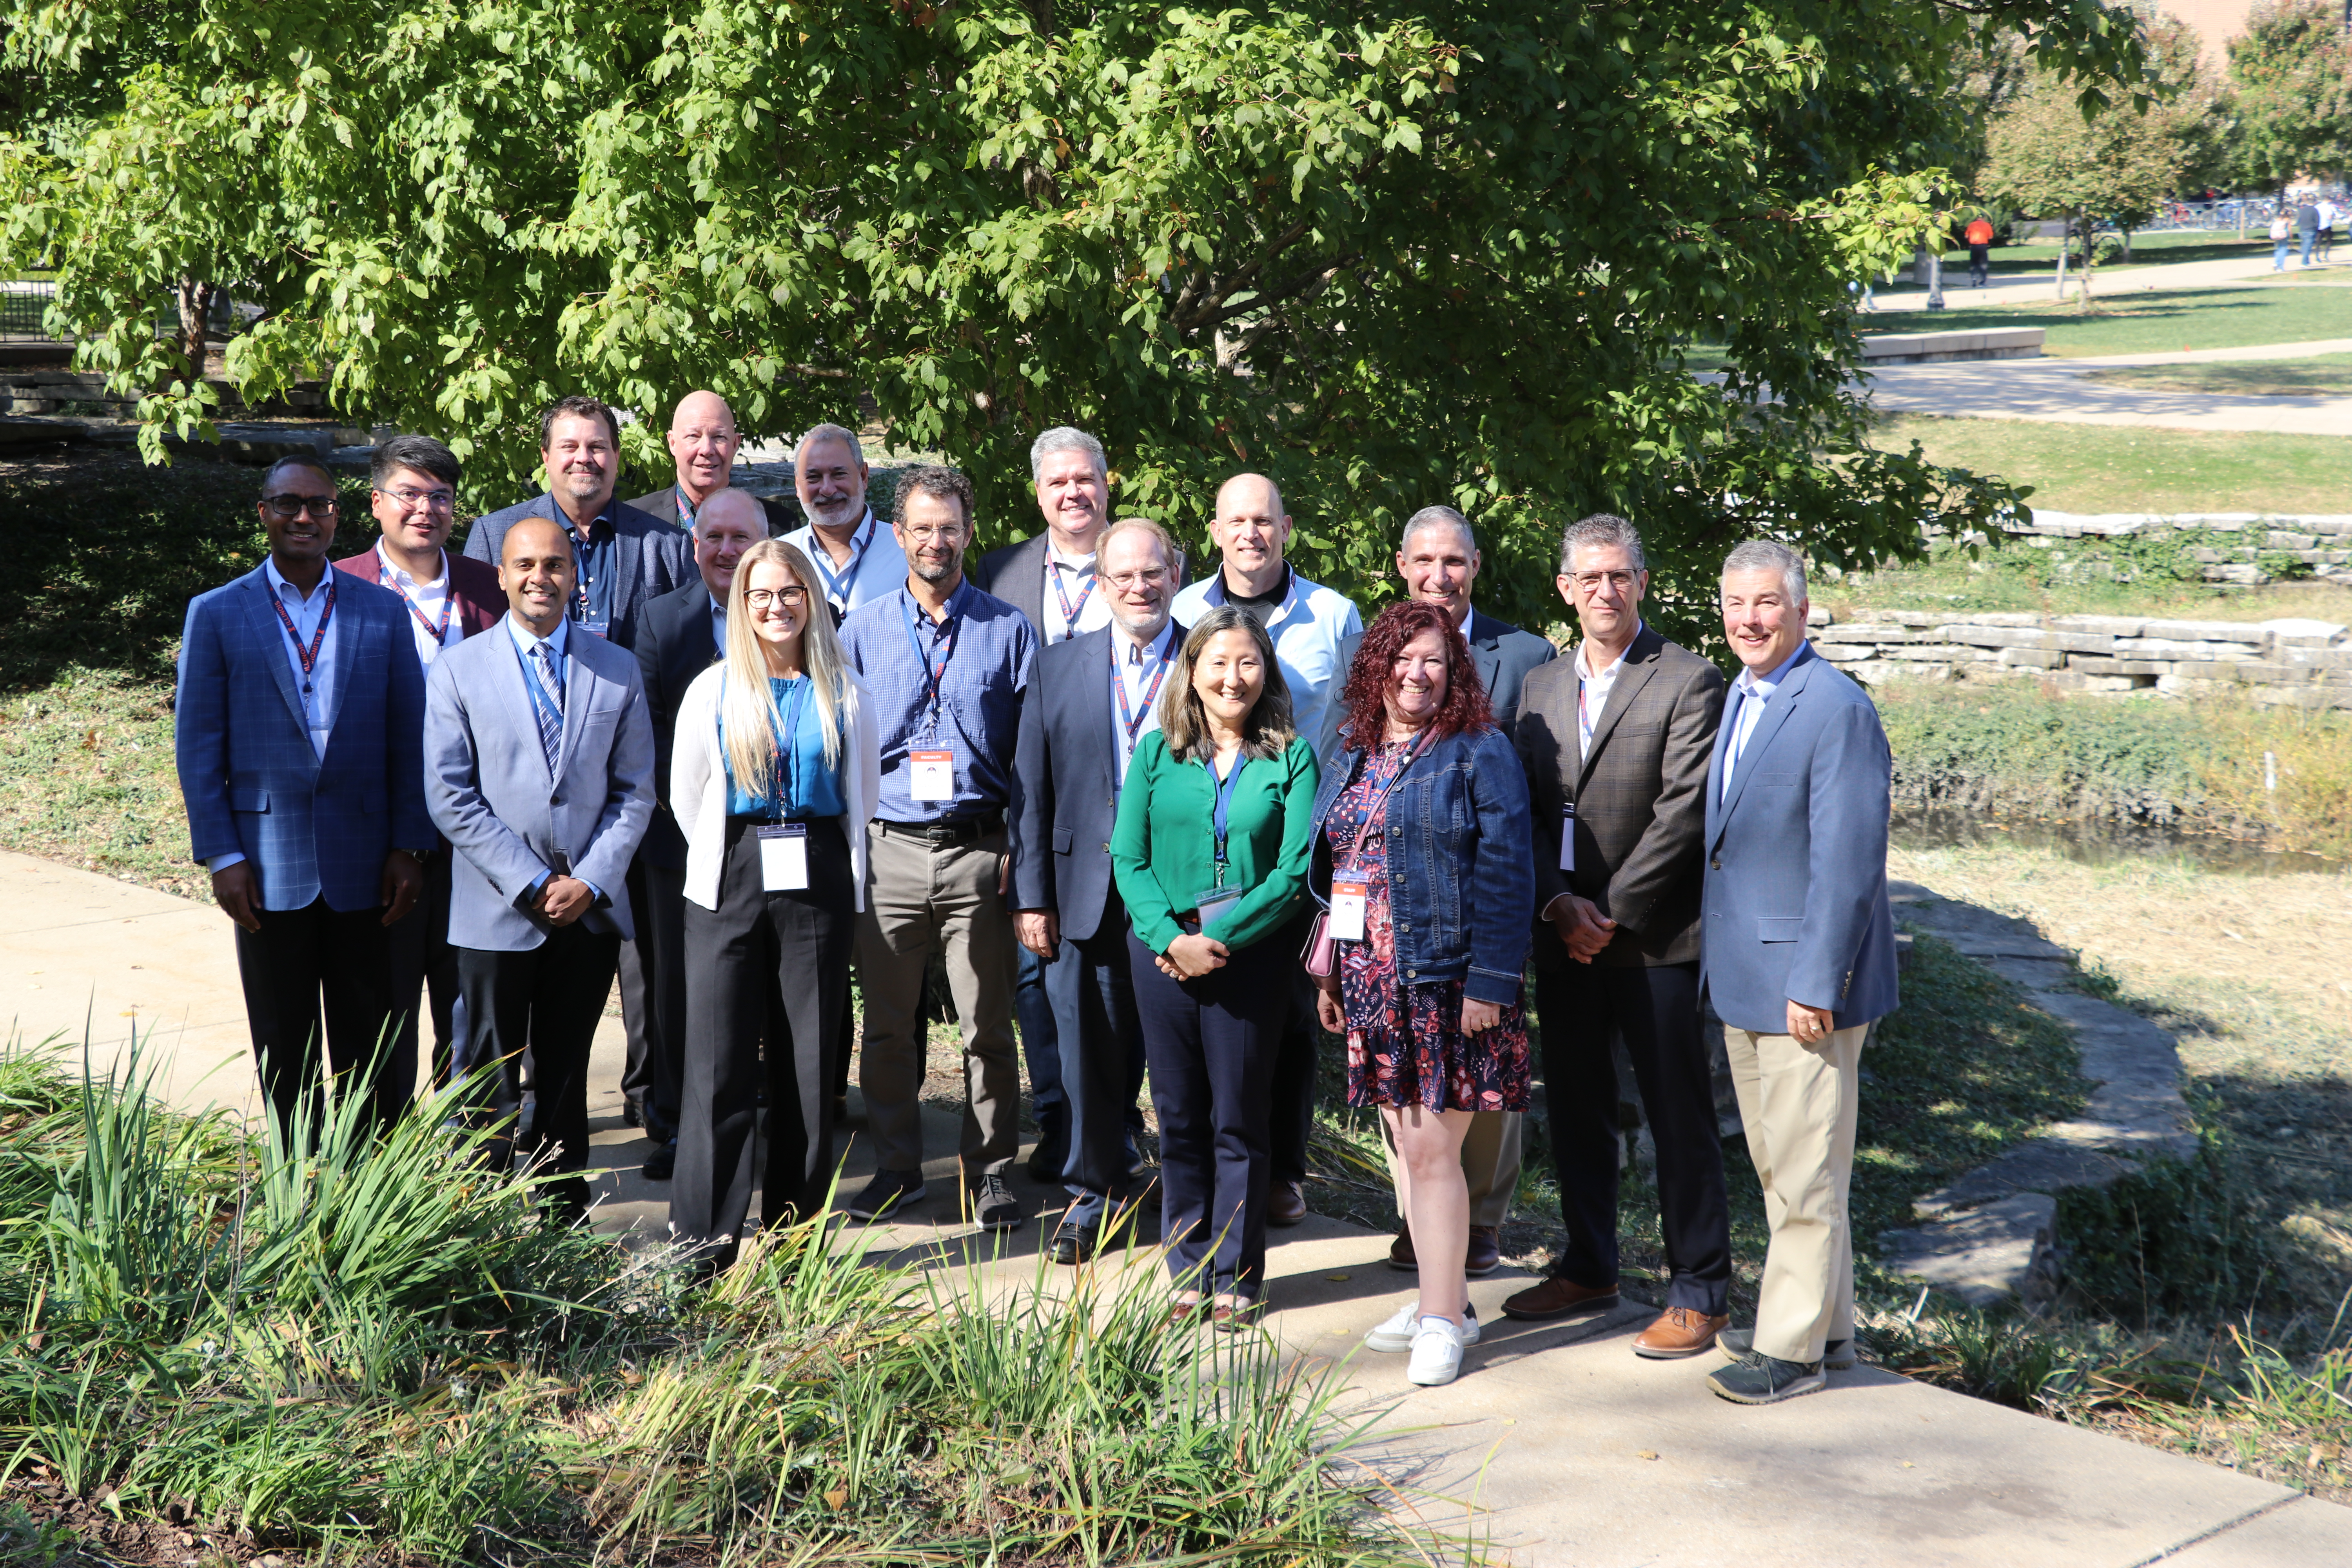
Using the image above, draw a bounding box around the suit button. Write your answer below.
[1710,857,1721,870]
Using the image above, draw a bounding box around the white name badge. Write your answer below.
[1329,879,1368,942]
[909,749,954,801]
[757,823,809,891]
[1560,802,1576,873]
[576,613,611,640]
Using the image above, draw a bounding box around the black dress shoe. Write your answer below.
[621,1094,644,1129]
[1049,1224,1091,1265]
[641,1140,676,1181]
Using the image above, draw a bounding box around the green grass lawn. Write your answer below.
[2081,352,2352,396]
[1871,412,2352,517]
[1864,279,2352,358]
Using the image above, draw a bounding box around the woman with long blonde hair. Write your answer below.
[669,538,880,1266]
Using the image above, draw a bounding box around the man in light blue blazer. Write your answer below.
[1699,539,1897,1408]
[427,515,657,1216]
[176,456,434,1137]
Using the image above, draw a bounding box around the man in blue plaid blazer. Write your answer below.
[176,456,436,1138]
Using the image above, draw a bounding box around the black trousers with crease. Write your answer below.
[456,922,621,1213]
[234,896,402,1141]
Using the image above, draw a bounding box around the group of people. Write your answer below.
[2270,195,2341,270]
[175,391,1896,1405]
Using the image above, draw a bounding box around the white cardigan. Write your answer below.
[671,662,881,912]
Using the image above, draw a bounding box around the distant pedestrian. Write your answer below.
[1963,216,1995,288]
[2270,207,2293,272]
[2319,198,2339,265]
[2297,198,2319,268]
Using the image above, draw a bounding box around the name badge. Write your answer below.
[909,749,954,801]
[1560,802,1576,874]
[1329,879,1368,942]
[1195,885,1245,936]
[757,823,809,891]
[577,613,611,640]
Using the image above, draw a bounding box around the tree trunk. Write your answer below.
[2053,219,2069,302]
[172,277,218,386]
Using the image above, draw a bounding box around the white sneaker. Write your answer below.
[1406,1318,1465,1386]
[1368,1301,1479,1353]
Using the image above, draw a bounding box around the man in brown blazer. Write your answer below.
[1502,514,1732,1359]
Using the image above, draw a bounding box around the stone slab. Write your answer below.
[1880,1193,2059,1306]
[1912,1142,2134,1218]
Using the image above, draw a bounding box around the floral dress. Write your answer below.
[1332,742,1532,1112]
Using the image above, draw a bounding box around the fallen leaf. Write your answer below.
[1636,1450,1658,1461]
[1324,1273,1351,1282]
[822,1488,848,1510]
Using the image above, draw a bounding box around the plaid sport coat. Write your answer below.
[1512,624,1724,967]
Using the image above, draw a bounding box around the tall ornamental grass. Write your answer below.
[0,1036,1432,1566]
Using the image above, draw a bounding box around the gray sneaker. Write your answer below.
[844,1168,927,1222]
[1716,1328,1855,1370]
[971,1172,1027,1231]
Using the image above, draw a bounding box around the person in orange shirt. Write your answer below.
[1964,217,1996,288]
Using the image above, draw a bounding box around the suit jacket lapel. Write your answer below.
[1571,626,1662,790]
[1077,628,1116,803]
[1716,647,1818,828]
[319,578,363,741]
[240,570,316,743]
[488,620,547,775]
[555,636,594,781]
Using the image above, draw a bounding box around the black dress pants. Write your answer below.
[456,923,622,1214]
[1537,957,1731,1314]
[1267,911,1318,1186]
[234,897,401,1142]
[671,816,852,1263]
[1046,889,1150,1232]
[383,848,463,1096]
[1129,932,1288,1301]
[618,851,685,1141]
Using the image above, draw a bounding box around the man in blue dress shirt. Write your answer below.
[837,465,1037,1231]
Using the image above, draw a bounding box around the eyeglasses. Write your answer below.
[1570,570,1638,593]
[1103,568,1169,590]
[263,494,339,519]
[745,586,808,609]
[375,486,455,513]
[899,524,969,544]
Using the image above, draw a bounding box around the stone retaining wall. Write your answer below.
[1963,510,2352,588]
[1815,607,2352,710]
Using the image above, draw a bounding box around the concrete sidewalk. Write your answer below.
[1869,246,2340,314]
[1862,335,2352,436]
[9,848,2351,1565]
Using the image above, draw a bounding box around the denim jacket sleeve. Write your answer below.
[1465,728,1536,1004]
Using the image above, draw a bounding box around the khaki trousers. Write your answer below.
[1724,1022,1867,1365]
[854,824,1022,1181]
[1382,1109,1521,1230]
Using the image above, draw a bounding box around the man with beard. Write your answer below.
[780,422,907,620]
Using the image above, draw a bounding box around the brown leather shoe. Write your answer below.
[1267,1179,1308,1227]
[1632,1306,1730,1359]
[1387,1228,1418,1271]
[1500,1274,1621,1321]
[1465,1225,1501,1277]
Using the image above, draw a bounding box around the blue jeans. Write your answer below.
[2300,228,2316,267]
[2275,238,2291,271]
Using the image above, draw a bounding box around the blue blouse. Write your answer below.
[722,675,849,820]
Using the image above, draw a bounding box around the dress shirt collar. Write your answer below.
[263,555,332,606]
[372,540,447,590]
[1733,641,1806,699]
[1116,619,1179,668]
[1576,621,1645,683]
[1049,540,1097,572]
[506,612,571,661]
[1202,563,1296,617]
[554,493,619,540]
[903,576,973,627]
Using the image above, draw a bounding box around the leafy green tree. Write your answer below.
[0,2,2150,635]
[2227,0,2352,196]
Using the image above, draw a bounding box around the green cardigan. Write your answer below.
[1110,731,1321,956]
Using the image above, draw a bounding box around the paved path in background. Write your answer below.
[1862,336,2352,436]
[1867,246,2344,314]
[9,848,2352,1565]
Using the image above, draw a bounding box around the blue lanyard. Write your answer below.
[1201,754,1247,882]
[898,589,960,735]
[720,674,812,819]
[811,514,875,609]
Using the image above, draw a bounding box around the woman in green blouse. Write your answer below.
[1112,605,1320,1325]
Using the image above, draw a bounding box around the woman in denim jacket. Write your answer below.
[1308,600,1534,1387]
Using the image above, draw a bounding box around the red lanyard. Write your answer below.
[1051,559,1096,632]
[380,551,456,645]
[1114,627,1176,753]
[268,573,338,693]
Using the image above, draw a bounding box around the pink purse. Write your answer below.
[1301,912,1337,980]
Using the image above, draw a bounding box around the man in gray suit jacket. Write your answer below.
[1699,539,1898,1407]
[461,395,693,653]
[427,515,657,1218]
[622,389,798,535]
[1324,505,1556,1277]
[1011,518,1179,1263]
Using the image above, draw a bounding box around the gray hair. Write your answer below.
[1029,425,1107,483]
[795,422,865,468]
[1401,505,1476,554]
[1558,513,1647,577]
[1720,539,1808,606]
[1098,515,1180,574]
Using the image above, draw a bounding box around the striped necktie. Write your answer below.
[530,641,565,776]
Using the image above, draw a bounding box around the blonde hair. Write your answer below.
[720,539,850,798]
[1156,605,1295,764]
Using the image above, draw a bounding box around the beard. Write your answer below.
[909,552,960,584]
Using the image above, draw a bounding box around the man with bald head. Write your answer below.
[626,389,797,534]
[1169,471,1361,1227]
[625,487,770,1173]
[426,514,657,1220]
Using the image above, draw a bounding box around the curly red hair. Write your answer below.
[1335,600,1494,752]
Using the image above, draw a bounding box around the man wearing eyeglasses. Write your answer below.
[176,457,436,1139]
[1501,513,1734,1367]
[332,434,505,1100]
[1319,505,1557,1280]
